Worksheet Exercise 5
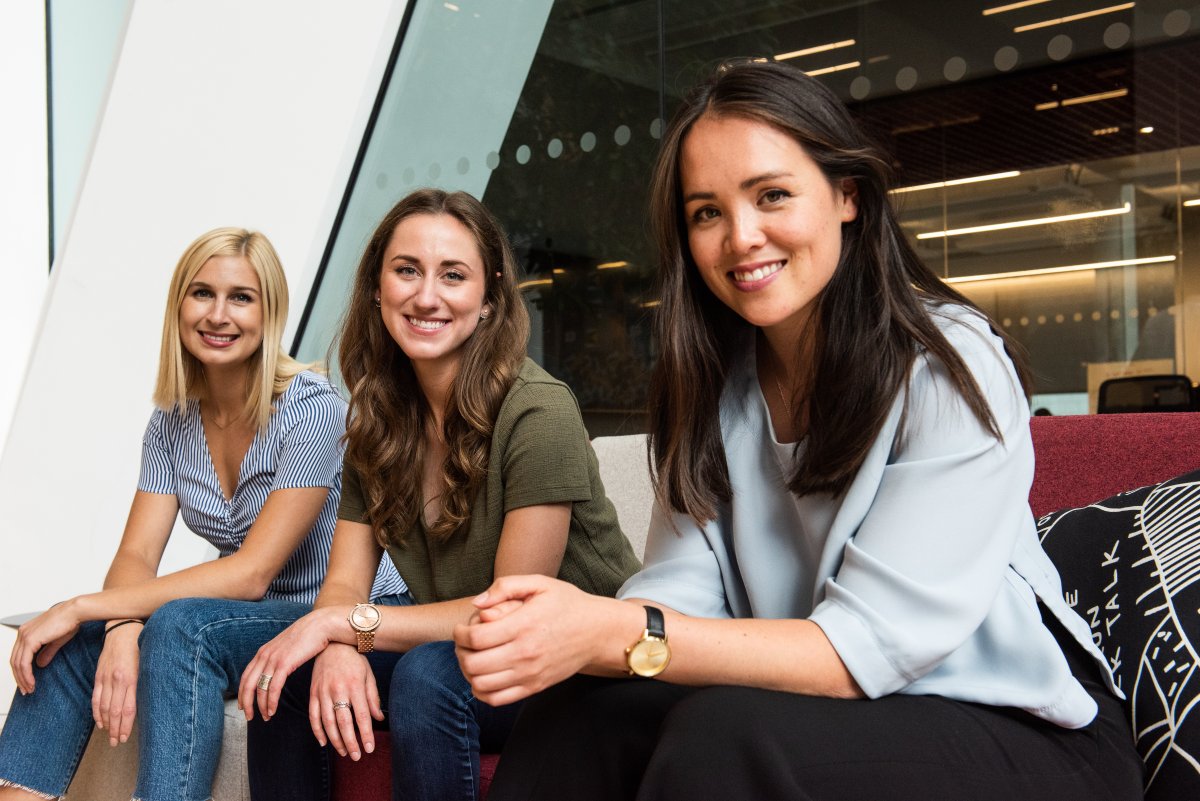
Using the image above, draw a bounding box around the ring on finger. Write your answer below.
[332,700,351,710]
[256,673,273,691]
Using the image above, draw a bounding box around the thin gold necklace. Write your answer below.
[773,371,793,418]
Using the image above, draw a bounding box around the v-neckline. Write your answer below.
[199,408,257,504]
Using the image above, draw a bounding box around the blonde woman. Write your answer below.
[0,228,403,801]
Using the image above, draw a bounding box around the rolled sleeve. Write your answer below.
[618,502,733,618]
[810,319,1034,696]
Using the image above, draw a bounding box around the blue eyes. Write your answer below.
[189,288,254,303]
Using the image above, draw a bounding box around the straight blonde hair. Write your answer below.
[153,227,316,430]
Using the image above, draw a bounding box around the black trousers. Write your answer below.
[487,620,1144,801]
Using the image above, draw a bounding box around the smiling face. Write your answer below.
[679,113,858,343]
[377,212,489,379]
[178,254,264,373]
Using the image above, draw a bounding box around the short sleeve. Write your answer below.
[338,459,368,523]
[809,316,1035,697]
[499,381,593,511]
[137,410,176,495]
[271,377,347,492]
[617,501,733,619]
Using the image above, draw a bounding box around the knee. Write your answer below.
[140,597,209,650]
[388,642,469,728]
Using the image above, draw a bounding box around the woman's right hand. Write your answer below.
[92,623,143,746]
[9,601,83,693]
[309,643,383,761]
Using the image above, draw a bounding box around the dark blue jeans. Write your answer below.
[247,639,521,801]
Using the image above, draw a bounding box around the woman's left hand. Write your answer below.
[454,575,627,706]
[308,643,383,761]
[238,607,342,721]
[9,601,82,693]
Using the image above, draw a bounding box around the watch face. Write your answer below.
[628,637,670,677]
[350,604,381,631]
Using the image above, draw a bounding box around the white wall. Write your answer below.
[0,0,409,713]
[0,2,49,469]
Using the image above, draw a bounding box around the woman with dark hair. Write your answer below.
[0,227,403,801]
[240,189,640,801]
[453,61,1143,800]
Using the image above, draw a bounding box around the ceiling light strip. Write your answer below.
[518,278,553,290]
[1035,87,1128,111]
[917,202,1131,240]
[1014,2,1134,33]
[945,255,1175,284]
[891,171,1021,195]
[597,261,629,270]
[982,0,1053,15]
[1184,199,1200,207]
[806,61,861,77]
[776,39,856,61]
[1062,88,1128,106]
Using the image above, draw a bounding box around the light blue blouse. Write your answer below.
[619,305,1117,728]
[138,370,406,604]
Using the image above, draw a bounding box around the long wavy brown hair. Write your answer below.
[338,189,529,546]
[647,60,1033,524]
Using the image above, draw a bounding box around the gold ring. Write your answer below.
[332,700,351,710]
[256,673,272,691]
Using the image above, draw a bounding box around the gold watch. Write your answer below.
[625,605,671,677]
[348,603,381,653]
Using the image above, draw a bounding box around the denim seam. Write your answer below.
[155,613,302,801]
[457,685,479,801]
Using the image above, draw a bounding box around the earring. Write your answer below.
[479,309,491,320]
[374,296,381,308]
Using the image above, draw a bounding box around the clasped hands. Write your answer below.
[453,574,620,707]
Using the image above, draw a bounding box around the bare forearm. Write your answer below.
[311,597,481,653]
[313,577,371,611]
[457,577,863,705]
[594,602,862,698]
[70,552,271,623]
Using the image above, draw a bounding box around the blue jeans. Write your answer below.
[0,597,311,801]
[248,638,522,801]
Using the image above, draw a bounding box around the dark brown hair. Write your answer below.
[338,189,529,546]
[647,60,1032,523]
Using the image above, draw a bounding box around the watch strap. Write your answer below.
[356,630,375,654]
[643,605,665,639]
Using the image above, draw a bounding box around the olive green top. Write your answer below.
[339,358,641,604]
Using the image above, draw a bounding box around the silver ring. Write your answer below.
[332,700,351,710]
[256,673,272,691]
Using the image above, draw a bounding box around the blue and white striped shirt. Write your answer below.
[137,370,407,604]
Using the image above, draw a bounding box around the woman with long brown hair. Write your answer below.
[239,189,639,801]
[453,61,1144,800]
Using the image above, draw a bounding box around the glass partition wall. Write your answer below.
[295,0,1200,430]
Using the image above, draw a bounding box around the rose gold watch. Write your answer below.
[348,603,381,653]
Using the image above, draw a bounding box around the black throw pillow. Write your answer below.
[1038,468,1200,800]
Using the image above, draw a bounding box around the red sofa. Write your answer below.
[332,413,1200,800]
